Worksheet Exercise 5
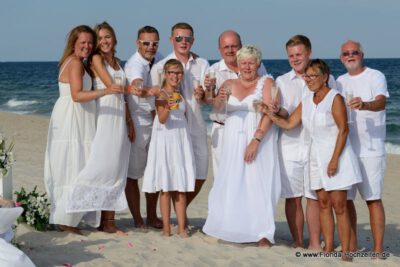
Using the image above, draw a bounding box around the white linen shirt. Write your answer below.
[150,52,209,135]
[276,69,337,162]
[336,67,389,157]
[124,51,162,126]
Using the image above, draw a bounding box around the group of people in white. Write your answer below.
[42,21,388,261]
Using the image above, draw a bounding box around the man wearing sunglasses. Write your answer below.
[150,22,209,211]
[124,25,163,229]
[337,40,389,257]
[205,30,268,180]
[273,35,338,251]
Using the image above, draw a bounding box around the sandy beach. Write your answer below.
[1,111,399,266]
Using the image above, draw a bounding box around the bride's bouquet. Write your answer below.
[15,187,52,231]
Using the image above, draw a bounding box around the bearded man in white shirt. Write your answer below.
[337,40,388,256]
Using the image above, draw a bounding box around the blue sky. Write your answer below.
[1,0,398,61]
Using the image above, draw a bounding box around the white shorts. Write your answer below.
[191,132,208,180]
[280,159,317,200]
[348,156,386,201]
[211,122,224,179]
[127,123,152,179]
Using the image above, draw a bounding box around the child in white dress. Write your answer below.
[142,59,196,237]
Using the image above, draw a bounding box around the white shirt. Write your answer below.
[208,59,269,122]
[150,52,209,135]
[276,69,337,162]
[124,51,162,125]
[336,67,389,157]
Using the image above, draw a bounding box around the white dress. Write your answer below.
[203,76,281,243]
[44,59,98,227]
[67,62,129,213]
[142,93,196,193]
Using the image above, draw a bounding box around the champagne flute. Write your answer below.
[193,79,201,101]
[252,95,264,125]
[114,73,123,86]
[271,85,279,103]
[157,68,164,87]
[136,80,144,103]
[345,91,354,123]
[208,70,216,100]
[223,84,232,116]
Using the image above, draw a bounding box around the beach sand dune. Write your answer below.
[1,111,399,266]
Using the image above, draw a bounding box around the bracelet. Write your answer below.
[252,137,261,142]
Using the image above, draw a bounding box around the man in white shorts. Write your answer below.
[150,22,209,208]
[205,30,268,179]
[276,35,337,250]
[124,26,163,229]
[337,40,389,256]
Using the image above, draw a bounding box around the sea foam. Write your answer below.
[386,142,400,155]
[6,98,38,108]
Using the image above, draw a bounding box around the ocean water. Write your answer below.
[1,59,399,154]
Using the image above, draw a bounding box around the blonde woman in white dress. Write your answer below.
[66,22,133,233]
[44,25,121,234]
[264,59,361,261]
[142,59,196,238]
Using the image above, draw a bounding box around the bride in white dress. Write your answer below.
[66,22,133,233]
[203,45,281,246]
[44,25,120,234]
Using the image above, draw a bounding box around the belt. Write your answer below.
[212,120,225,126]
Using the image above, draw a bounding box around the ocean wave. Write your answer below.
[386,142,400,155]
[5,98,38,107]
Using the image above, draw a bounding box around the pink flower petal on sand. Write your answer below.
[98,245,106,251]
[15,202,22,207]
[62,263,73,267]
[128,242,133,248]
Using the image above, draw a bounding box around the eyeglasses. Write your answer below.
[341,50,361,57]
[138,40,159,47]
[166,71,183,76]
[221,44,240,50]
[303,74,321,80]
[174,35,193,43]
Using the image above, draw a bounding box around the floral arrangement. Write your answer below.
[0,132,15,178]
[15,186,52,231]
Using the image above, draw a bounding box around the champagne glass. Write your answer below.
[157,68,164,87]
[208,70,216,100]
[345,91,354,123]
[252,95,264,126]
[136,80,144,103]
[193,79,201,101]
[114,73,123,86]
[271,85,279,103]
[223,84,232,116]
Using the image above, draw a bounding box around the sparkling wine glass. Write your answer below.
[224,84,232,116]
[136,80,145,103]
[157,68,164,87]
[208,70,216,100]
[345,91,354,123]
[271,85,279,103]
[193,79,201,101]
[252,95,264,126]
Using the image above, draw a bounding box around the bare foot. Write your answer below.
[258,238,271,248]
[58,225,83,235]
[162,231,171,237]
[341,254,353,262]
[98,221,123,234]
[134,223,147,229]
[291,242,304,249]
[178,231,189,238]
[146,218,163,229]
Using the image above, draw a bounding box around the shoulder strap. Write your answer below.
[58,57,74,79]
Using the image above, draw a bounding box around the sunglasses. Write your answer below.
[303,74,321,80]
[166,71,183,76]
[341,50,361,57]
[138,40,159,47]
[174,35,193,43]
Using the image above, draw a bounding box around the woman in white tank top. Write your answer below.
[263,59,361,261]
